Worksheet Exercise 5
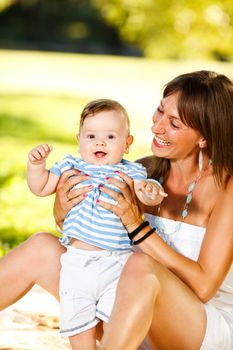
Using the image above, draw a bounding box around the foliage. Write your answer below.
[0,93,86,252]
[0,0,133,55]
[1,0,233,60]
[92,0,233,61]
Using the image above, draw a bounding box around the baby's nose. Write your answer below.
[96,139,105,146]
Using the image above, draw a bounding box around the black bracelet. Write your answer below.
[128,221,150,240]
[133,228,155,245]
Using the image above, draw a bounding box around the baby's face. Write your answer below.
[78,110,133,165]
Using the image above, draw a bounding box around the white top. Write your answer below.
[145,214,233,320]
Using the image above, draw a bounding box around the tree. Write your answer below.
[92,0,233,60]
[0,0,126,55]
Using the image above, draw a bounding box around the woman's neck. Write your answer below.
[156,153,213,226]
[168,153,210,187]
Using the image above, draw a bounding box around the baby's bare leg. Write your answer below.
[0,232,65,310]
[69,327,97,350]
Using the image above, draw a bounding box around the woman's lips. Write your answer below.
[153,135,171,147]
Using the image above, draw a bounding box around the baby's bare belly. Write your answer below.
[70,238,103,251]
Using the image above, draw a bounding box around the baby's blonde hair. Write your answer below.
[79,98,130,133]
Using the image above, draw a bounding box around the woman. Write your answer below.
[97,70,233,349]
[0,70,233,349]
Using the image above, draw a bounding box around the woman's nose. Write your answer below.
[152,114,166,133]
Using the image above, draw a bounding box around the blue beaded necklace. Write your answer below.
[158,171,202,221]
[157,150,204,222]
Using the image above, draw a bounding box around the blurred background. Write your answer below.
[0,0,233,255]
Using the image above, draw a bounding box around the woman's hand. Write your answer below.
[98,171,144,233]
[53,169,91,229]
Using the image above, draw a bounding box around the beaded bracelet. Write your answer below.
[133,227,155,245]
[128,221,150,240]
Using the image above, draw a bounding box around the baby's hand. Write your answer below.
[28,144,53,165]
[135,179,167,206]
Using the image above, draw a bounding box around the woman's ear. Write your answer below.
[124,135,134,154]
[199,138,207,149]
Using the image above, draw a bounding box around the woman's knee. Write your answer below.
[27,232,59,250]
[122,252,161,290]
[27,231,56,246]
[22,232,64,263]
[125,252,161,274]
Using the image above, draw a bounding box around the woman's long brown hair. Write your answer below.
[151,71,233,186]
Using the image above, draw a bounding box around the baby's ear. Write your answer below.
[125,135,134,154]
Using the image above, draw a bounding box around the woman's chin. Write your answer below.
[152,147,172,161]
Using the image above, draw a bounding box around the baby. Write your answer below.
[27,98,166,349]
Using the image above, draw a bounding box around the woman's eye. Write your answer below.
[170,120,180,129]
[157,106,163,113]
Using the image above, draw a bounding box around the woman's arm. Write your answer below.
[97,173,233,302]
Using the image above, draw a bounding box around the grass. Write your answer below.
[0,93,84,254]
[0,49,232,255]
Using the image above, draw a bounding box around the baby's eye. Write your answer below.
[87,134,95,139]
[108,134,115,139]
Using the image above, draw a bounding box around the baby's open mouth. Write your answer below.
[94,151,107,158]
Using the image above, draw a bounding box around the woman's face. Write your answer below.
[151,92,202,160]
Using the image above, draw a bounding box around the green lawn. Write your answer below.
[1,49,232,255]
[0,93,85,254]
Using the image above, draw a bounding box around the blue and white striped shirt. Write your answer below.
[50,155,147,251]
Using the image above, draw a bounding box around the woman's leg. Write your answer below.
[100,253,206,350]
[0,232,65,310]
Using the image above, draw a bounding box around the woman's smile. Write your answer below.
[153,135,171,147]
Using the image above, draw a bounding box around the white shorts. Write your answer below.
[59,246,132,337]
[200,303,233,350]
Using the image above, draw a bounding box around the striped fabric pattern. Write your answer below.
[50,155,147,251]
